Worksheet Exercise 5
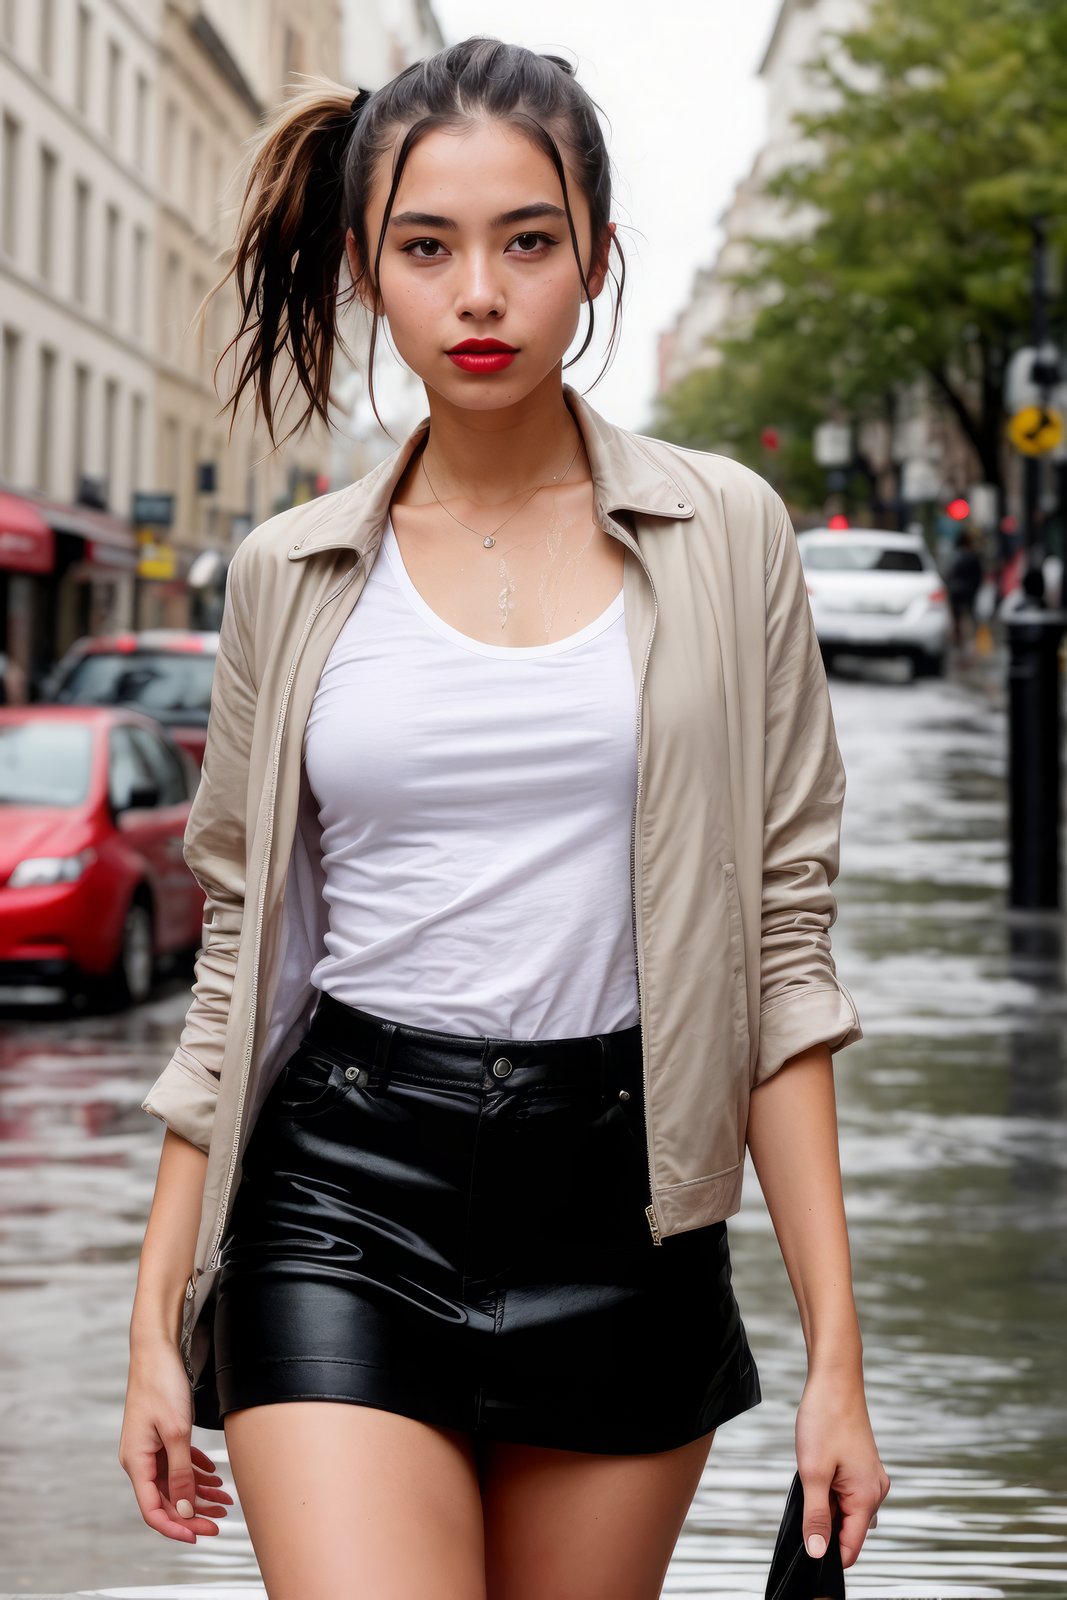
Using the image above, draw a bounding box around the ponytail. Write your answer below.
[212,78,359,448]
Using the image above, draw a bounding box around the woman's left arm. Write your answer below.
[746,1040,890,1568]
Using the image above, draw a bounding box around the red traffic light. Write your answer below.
[828,513,850,530]
[946,497,970,521]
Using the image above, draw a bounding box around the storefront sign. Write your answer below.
[132,491,175,527]
[86,539,139,572]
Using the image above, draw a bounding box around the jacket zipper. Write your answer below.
[203,561,362,1273]
[615,517,661,1246]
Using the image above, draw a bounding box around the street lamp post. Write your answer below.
[1003,218,1066,911]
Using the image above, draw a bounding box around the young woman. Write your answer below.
[120,38,889,1599]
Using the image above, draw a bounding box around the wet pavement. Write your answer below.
[1,653,1065,1598]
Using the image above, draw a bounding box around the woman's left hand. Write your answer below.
[794,1368,890,1569]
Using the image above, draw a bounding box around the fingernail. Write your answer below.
[806,1534,828,1559]
[176,1498,195,1518]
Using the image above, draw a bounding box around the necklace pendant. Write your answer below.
[483,535,496,549]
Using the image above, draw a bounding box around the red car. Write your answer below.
[0,707,204,1007]
[44,629,219,767]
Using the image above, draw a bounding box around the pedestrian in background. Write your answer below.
[946,529,984,647]
[120,38,888,1598]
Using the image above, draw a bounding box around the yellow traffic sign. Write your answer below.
[1008,405,1063,456]
[137,528,177,580]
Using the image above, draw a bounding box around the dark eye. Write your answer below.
[508,232,554,254]
[404,238,448,259]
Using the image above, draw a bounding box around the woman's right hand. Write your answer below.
[119,1338,233,1542]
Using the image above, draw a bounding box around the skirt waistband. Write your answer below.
[306,990,643,1093]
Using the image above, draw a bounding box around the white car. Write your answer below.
[797,527,950,677]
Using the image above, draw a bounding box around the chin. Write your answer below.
[421,361,566,412]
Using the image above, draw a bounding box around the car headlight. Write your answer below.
[8,849,95,888]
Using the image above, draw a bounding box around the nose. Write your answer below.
[454,249,505,321]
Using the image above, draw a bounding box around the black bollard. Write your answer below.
[1006,608,1067,909]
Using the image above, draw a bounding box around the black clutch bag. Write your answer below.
[765,1471,845,1600]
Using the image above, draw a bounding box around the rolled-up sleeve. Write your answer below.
[140,547,258,1151]
[753,499,862,1086]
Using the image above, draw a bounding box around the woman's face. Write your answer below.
[352,119,611,411]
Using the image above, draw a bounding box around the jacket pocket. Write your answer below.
[722,862,751,1069]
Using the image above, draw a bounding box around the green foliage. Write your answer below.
[652,0,1066,507]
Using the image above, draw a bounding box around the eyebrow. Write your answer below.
[389,202,567,231]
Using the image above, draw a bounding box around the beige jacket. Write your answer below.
[141,389,861,1392]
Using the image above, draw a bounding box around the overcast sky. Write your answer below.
[430,0,781,428]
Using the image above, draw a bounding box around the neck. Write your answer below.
[418,371,584,505]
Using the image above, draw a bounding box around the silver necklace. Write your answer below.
[420,438,583,549]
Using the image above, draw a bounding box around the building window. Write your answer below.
[134,71,149,171]
[36,345,56,492]
[38,0,54,76]
[106,38,121,146]
[165,250,181,360]
[188,125,202,223]
[75,3,92,117]
[191,272,208,372]
[2,113,20,259]
[190,425,203,513]
[104,203,120,322]
[73,177,90,305]
[211,148,225,225]
[38,145,57,281]
[162,414,181,493]
[162,100,178,195]
[130,392,145,493]
[72,363,90,497]
[2,327,20,480]
[282,25,303,79]
[103,377,119,507]
[132,224,146,339]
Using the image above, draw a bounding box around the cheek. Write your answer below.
[377,269,441,343]
[521,261,585,333]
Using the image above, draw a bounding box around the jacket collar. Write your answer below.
[286,386,693,563]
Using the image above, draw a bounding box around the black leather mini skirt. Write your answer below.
[213,992,761,1454]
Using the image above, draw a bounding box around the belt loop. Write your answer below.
[373,1020,396,1088]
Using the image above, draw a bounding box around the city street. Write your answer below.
[0,658,1064,1599]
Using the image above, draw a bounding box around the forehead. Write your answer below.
[379,120,580,220]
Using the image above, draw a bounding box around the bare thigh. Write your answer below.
[478,1430,715,1600]
[224,1402,487,1600]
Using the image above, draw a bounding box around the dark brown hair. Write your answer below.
[211,38,625,446]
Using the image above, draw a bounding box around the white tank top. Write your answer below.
[302,518,640,1039]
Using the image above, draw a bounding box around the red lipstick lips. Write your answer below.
[446,338,518,374]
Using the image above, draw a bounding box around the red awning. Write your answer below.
[6,491,139,572]
[31,496,138,565]
[0,493,56,575]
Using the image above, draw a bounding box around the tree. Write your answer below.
[653,0,1067,509]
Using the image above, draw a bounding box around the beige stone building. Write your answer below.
[1,0,163,680]
[0,0,442,682]
[657,0,982,522]
[146,0,345,630]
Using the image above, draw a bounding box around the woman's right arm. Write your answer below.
[121,548,258,1538]
[120,1131,233,1541]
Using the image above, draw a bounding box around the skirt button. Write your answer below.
[618,1089,631,1102]
[491,1057,514,1079]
